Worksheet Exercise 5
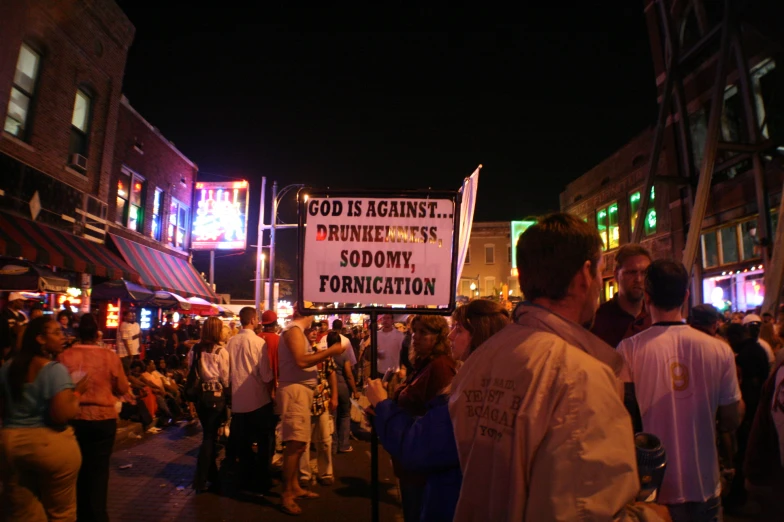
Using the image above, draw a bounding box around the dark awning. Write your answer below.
[0,212,140,282]
[91,279,156,303]
[0,257,69,293]
[109,234,218,302]
[151,291,192,310]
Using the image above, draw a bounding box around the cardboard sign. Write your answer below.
[302,197,456,307]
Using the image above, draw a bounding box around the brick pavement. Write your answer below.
[105,422,757,522]
[107,423,403,522]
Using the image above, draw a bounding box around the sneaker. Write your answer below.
[338,446,353,453]
[146,427,162,434]
[318,476,334,486]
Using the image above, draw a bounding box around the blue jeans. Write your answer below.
[336,382,352,451]
[666,496,722,522]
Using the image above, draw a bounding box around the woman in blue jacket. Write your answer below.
[366,299,510,522]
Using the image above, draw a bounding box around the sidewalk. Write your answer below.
[107,422,403,522]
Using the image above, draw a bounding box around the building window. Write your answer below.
[485,277,496,297]
[507,243,512,263]
[69,89,92,159]
[151,188,163,241]
[168,198,189,249]
[701,232,719,268]
[720,226,739,265]
[4,43,41,139]
[629,187,657,236]
[116,169,145,232]
[464,245,471,264]
[507,276,518,297]
[485,244,495,265]
[752,59,778,139]
[740,220,760,261]
[596,202,619,250]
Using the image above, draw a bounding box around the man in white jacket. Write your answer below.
[449,213,670,521]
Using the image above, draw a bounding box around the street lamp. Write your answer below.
[268,182,306,312]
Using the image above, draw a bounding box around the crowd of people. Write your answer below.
[2,212,784,521]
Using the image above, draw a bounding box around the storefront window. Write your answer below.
[604,279,618,302]
[116,171,130,225]
[596,207,608,250]
[702,232,719,268]
[630,187,656,236]
[596,202,619,250]
[720,227,739,265]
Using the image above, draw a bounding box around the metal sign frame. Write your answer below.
[297,187,461,522]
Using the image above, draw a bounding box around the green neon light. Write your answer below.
[510,219,537,270]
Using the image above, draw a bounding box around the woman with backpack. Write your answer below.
[186,316,230,493]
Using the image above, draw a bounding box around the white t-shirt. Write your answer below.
[618,324,742,504]
[376,328,404,374]
[118,322,140,357]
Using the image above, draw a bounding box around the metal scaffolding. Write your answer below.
[633,0,783,314]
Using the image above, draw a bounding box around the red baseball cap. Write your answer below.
[261,310,278,325]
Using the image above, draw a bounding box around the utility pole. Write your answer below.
[268,181,278,312]
[254,176,266,319]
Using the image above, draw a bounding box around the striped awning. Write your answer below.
[109,234,218,302]
[0,212,140,281]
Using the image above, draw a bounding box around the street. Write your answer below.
[108,422,402,522]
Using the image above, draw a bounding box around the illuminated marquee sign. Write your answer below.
[192,180,250,251]
[510,220,536,278]
[140,309,152,330]
[106,303,121,329]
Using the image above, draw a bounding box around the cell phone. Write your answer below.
[382,369,395,383]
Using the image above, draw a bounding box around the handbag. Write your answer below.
[184,344,203,402]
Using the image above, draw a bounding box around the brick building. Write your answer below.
[562,0,784,311]
[457,221,521,299]
[0,0,133,234]
[0,0,216,315]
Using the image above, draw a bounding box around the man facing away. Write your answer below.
[618,260,744,522]
[226,306,275,494]
[592,243,653,348]
[449,213,670,522]
[277,303,347,516]
[317,319,358,453]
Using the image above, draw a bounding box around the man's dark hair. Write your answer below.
[57,310,70,321]
[645,259,688,311]
[78,313,99,342]
[326,331,341,348]
[332,319,343,330]
[239,307,256,327]
[614,243,652,272]
[516,213,603,301]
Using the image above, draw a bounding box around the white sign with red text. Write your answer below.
[302,197,455,307]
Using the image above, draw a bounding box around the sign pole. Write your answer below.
[369,309,379,522]
[268,181,278,312]
[255,176,266,317]
[209,250,215,288]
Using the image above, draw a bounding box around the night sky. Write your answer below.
[115,3,659,297]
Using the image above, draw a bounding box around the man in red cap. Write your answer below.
[259,310,280,388]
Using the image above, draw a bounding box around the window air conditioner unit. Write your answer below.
[69,153,87,171]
